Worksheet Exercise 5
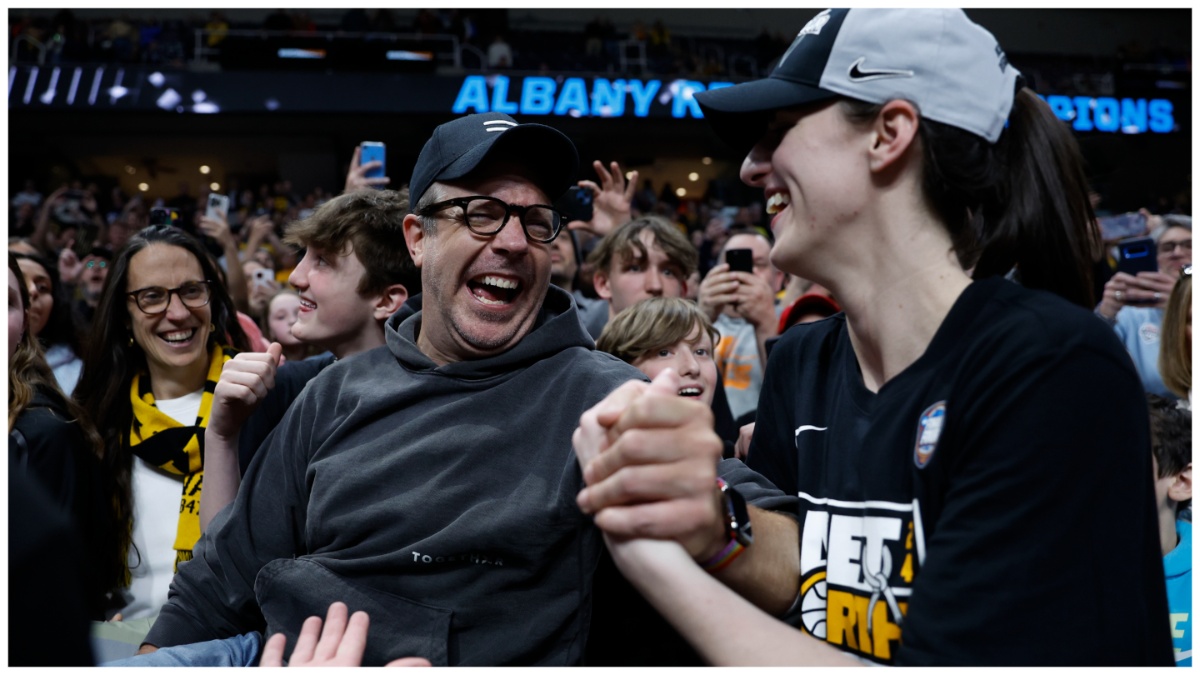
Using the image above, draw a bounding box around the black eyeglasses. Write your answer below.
[126,280,212,315]
[418,196,564,243]
[1159,239,1192,254]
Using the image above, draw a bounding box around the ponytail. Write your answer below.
[972,88,1097,308]
[843,89,1098,308]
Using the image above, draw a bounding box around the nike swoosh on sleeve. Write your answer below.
[795,425,828,436]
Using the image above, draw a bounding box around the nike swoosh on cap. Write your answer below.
[847,57,914,82]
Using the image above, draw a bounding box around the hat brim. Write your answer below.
[439,123,579,204]
[697,77,837,156]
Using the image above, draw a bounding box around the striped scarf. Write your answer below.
[128,344,234,575]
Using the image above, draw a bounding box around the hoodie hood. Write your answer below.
[386,285,594,380]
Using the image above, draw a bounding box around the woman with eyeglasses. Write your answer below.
[1097,222,1193,398]
[74,224,249,620]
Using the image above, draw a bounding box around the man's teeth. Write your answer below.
[299,298,316,309]
[162,329,195,343]
[766,193,791,215]
[480,275,519,290]
[678,387,703,397]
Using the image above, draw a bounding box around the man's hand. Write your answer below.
[728,271,778,333]
[58,240,83,284]
[698,263,738,322]
[343,144,390,194]
[570,160,636,238]
[1098,270,1177,319]
[208,343,284,440]
[259,602,431,667]
[198,212,236,251]
[575,369,727,561]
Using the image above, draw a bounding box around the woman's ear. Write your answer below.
[868,99,921,174]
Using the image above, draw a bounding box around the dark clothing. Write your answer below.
[750,278,1174,665]
[237,353,334,476]
[586,458,801,665]
[8,457,94,666]
[237,298,422,475]
[145,287,647,665]
[11,387,114,620]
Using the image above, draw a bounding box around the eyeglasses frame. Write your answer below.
[126,279,214,316]
[418,195,565,243]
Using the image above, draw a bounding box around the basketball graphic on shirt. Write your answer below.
[799,570,828,639]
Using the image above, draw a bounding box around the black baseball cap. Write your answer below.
[408,112,579,212]
[696,9,1020,155]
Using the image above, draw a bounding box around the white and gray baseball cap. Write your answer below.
[695,8,1022,154]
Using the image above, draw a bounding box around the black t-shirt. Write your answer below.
[749,278,1173,666]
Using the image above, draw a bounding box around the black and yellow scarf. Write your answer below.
[128,344,234,574]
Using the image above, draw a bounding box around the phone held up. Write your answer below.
[1115,235,1159,298]
[252,268,276,290]
[553,186,594,223]
[206,193,230,222]
[360,141,386,185]
[726,248,754,274]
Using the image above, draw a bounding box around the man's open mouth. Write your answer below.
[468,274,521,306]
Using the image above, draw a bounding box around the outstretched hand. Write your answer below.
[260,602,431,667]
[569,160,637,238]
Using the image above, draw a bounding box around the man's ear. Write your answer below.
[402,214,426,269]
[1168,463,1192,503]
[593,268,612,301]
[868,99,920,175]
[373,283,409,322]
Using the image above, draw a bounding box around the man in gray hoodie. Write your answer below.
[128,112,645,666]
[127,112,793,667]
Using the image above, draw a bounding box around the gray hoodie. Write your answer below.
[146,287,646,665]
